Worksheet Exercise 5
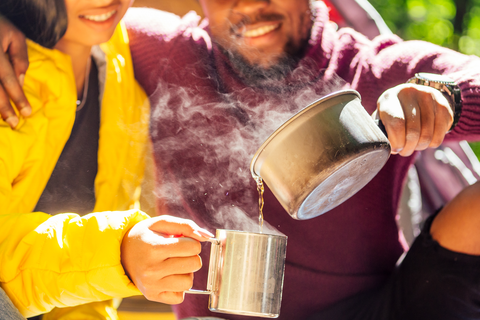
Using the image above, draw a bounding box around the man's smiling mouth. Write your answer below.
[243,23,281,38]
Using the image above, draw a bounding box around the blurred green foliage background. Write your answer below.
[369,0,480,54]
[368,0,480,156]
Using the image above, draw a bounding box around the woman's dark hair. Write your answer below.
[0,0,68,49]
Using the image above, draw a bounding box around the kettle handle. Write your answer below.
[375,118,388,138]
[185,237,221,295]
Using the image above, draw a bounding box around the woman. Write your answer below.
[0,0,210,319]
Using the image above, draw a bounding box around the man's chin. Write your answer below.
[242,52,286,69]
[219,45,300,86]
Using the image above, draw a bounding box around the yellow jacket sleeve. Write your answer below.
[0,209,149,318]
[42,300,120,320]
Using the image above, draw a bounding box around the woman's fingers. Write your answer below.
[149,215,214,242]
[120,216,209,305]
[156,291,187,305]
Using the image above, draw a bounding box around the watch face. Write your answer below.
[417,72,454,84]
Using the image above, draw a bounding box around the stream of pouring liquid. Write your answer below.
[253,175,264,233]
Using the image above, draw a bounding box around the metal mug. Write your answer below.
[186,229,288,318]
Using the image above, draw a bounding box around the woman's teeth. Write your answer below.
[81,10,116,22]
[243,24,280,38]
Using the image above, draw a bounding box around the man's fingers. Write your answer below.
[0,17,31,124]
[0,85,18,128]
[430,92,453,148]
[377,90,406,154]
[0,51,31,120]
[397,92,421,157]
[430,113,449,148]
[414,91,436,150]
[378,84,454,157]
[149,215,214,241]
[7,31,29,79]
[401,87,451,153]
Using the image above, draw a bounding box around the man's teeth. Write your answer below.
[243,24,279,38]
[81,10,116,22]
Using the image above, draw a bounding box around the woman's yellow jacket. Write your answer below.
[0,22,150,318]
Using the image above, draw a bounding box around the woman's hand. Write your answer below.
[376,83,453,157]
[120,215,214,304]
[0,16,31,128]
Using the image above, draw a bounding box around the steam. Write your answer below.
[149,56,346,235]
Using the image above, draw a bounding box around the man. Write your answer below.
[124,1,480,319]
[2,1,480,319]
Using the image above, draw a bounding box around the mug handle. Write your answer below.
[185,237,221,295]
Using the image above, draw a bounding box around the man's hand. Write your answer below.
[376,83,454,157]
[120,215,214,305]
[0,16,31,128]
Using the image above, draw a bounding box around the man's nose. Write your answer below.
[233,0,270,16]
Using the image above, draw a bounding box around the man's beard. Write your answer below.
[218,39,308,87]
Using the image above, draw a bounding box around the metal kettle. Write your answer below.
[250,90,391,220]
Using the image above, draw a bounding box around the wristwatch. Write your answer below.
[407,72,462,131]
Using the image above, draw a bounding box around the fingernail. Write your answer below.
[18,74,25,87]
[5,116,19,128]
[392,148,402,154]
[20,105,31,117]
[195,228,214,239]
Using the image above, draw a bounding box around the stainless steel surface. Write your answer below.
[187,230,287,318]
[250,90,391,220]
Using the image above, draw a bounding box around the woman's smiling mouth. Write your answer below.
[80,10,117,22]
